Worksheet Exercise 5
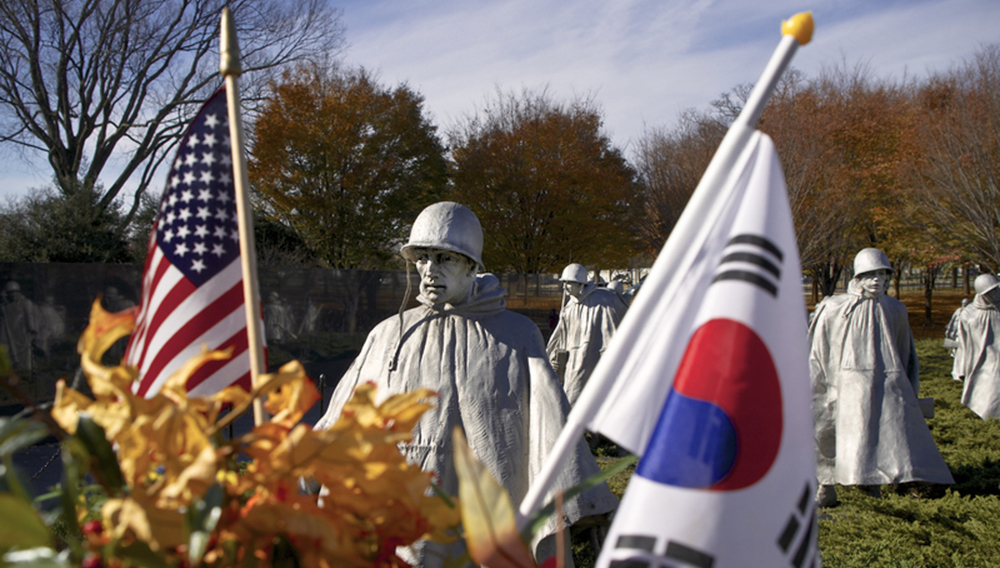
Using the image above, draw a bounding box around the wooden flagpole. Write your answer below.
[220,6,268,426]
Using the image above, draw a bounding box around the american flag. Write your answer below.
[125,86,264,398]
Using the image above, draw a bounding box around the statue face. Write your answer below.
[564,281,585,299]
[413,247,476,306]
[985,286,1000,307]
[857,269,890,297]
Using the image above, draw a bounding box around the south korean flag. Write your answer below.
[596,131,820,568]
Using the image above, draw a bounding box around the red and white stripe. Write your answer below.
[125,242,259,397]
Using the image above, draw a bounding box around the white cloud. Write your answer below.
[339,0,1000,151]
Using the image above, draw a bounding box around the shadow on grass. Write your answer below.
[949,459,1000,497]
[874,460,1000,501]
[864,495,978,547]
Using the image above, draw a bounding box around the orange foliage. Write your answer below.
[249,65,448,269]
[50,300,461,567]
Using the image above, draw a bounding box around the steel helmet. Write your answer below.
[974,274,1000,295]
[401,202,484,271]
[4,281,20,293]
[853,248,892,276]
[559,263,589,284]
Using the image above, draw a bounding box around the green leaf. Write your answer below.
[32,491,61,507]
[187,483,224,532]
[0,418,51,458]
[186,483,223,564]
[522,453,637,540]
[430,480,457,509]
[0,455,33,502]
[73,414,124,495]
[0,493,51,551]
[57,440,84,557]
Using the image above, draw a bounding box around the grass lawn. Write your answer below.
[580,290,1000,568]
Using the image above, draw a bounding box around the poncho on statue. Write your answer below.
[316,274,618,565]
[943,302,967,357]
[809,280,953,486]
[952,293,1000,419]
[546,283,626,405]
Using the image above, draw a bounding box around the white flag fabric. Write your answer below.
[595,131,820,568]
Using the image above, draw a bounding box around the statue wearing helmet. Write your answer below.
[951,272,1000,420]
[0,280,38,373]
[547,263,627,406]
[853,247,892,275]
[809,248,953,508]
[852,247,893,298]
[400,201,484,272]
[315,202,617,566]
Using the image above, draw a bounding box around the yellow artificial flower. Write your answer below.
[102,496,186,551]
[50,299,462,568]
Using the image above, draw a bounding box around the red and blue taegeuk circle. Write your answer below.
[635,318,783,491]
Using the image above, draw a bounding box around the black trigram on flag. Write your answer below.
[776,482,820,568]
[608,535,715,568]
[711,234,784,297]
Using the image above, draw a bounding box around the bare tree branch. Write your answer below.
[0,0,345,222]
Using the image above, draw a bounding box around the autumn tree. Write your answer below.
[744,65,920,298]
[449,88,641,273]
[249,65,449,269]
[913,45,1000,271]
[760,64,964,316]
[636,70,862,298]
[751,70,857,298]
[0,0,344,225]
[633,110,724,255]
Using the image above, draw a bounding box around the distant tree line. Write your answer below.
[635,45,1000,322]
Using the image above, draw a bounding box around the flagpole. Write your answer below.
[220,7,268,426]
[517,12,814,528]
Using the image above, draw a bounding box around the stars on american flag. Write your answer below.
[155,96,239,286]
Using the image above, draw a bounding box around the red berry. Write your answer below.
[82,553,102,568]
[539,557,559,568]
[82,520,103,536]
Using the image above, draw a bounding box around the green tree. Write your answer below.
[125,189,163,264]
[0,184,132,262]
[249,65,449,268]
[0,0,344,224]
[449,88,641,273]
[253,214,314,268]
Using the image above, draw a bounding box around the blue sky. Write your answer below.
[2,0,999,203]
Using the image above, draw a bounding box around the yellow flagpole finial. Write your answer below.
[781,12,814,45]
